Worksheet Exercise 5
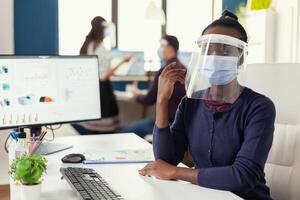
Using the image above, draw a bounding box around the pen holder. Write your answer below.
[28,140,42,155]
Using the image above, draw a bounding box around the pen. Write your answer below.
[31,130,47,155]
[38,130,47,141]
[32,133,36,142]
[29,133,36,155]
[83,160,152,165]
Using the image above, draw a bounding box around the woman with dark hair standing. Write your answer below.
[139,11,275,200]
[73,16,131,134]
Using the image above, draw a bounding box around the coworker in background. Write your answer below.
[73,16,132,134]
[121,35,186,138]
[139,11,275,200]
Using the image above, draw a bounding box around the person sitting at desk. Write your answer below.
[121,35,186,138]
[72,16,132,134]
[139,11,275,200]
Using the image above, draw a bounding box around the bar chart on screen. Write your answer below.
[0,113,39,126]
[0,56,101,129]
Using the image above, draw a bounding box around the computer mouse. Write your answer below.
[61,153,86,163]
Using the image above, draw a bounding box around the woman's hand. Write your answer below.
[157,62,186,103]
[139,160,199,184]
[101,55,133,81]
[138,160,177,180]
[122,54,133,63]
[155,62,186,128]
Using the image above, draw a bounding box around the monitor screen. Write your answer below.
[110,50,145,76]
[0,56,101,129]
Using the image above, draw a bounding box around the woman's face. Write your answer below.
[202,26,244,64]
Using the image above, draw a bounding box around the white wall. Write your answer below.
[0,130,10,185]
[0,0,14,185]
[272,0,300,62]
[239,0,300,63]
[298,1,300,62]
[59,0,112,55]
[166,0,214,51]
[213,0,223,20]
[0,0,14,54]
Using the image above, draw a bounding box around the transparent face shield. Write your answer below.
[102,21,116,49]
[157,39,168,59]
[185,34,248,103]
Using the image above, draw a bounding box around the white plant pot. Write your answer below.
[21,183,42,200]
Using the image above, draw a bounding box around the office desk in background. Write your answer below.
[39,133,241,200]
[113,83,155,124]
[111,75,150,82]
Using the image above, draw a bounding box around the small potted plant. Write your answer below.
[9,154,47,200]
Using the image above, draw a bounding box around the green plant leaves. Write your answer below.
[9,154,47,185]
[23,170,42,185]
[15,160,31,177]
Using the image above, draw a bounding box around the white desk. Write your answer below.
[41,133,241,200]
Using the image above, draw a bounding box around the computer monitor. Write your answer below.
[0,56,101,130]
[110,50,146,76]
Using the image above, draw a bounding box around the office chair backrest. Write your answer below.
[239,63,300,125]
[239,63,300,200]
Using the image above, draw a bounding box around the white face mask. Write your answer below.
[157,47,165,60]
[200,55,239,85]
[103,28,110,38]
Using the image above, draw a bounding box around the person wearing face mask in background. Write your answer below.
[139,10,275,200]
[120,35,186,139]
[72,16,132,135]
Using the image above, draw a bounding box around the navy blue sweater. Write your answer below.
[153,87,275,200]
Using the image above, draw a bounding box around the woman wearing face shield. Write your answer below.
[73,16,132,134]
[139,10,275,200]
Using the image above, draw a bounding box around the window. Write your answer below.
[118,0,163,70]
[59,0,112,55]
[118,0,162,51]
[166,0,213,51]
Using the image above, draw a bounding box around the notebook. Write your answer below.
[82,148,154,164]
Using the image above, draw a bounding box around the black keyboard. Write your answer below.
[60,167,124,200]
